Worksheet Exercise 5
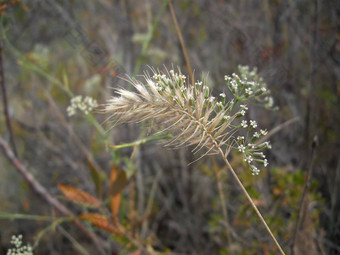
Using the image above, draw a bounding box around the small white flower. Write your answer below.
[220,92,226,98]
[223,115,231,120]
[253,152,265,158]
[238,144,246,153]
[253,132,260,138]
[7,235,33,255]
[247,143,255,149]
[240,104,248,110]
[260,129,268,135]
[67,95,98,117]
[67,106,76,116]
[251,166,260,175]
[241,120,248,128]
[245,88,253,95]
[240,110,246,116]
[265,96,274,107]
[71,95,82,104]
[265,141,272,149]
[244,155,253,163]
[208,96,215,103]
[250,120,257,128]
[237,136,244,141]
[231,81,238,91]
[263,159,268,167]
[195,81,203,86]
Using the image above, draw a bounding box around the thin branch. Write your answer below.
[216,146,286,255]
[0,136,113,255]
[255,117,300,146]
[212,159,232,246]
[167,0,194,85]
[0,38,18,157]
[290,136,317,255]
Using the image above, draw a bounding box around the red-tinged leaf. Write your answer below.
[110,165,118,184]
[87,159,105,199]
[108,166,127,196]
[111,193,121,217]
[79,213,121,234]
[0,4,7,10]
[58,183,101,208]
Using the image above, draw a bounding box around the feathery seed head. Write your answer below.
[103,66,273,175]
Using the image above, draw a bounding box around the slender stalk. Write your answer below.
[0,212,72,222]
[0,137,112,255]
[254,117,299,146]
[217,146,286,255]
[213,165,232,245]
[290,136,317,254]
[167,0,194,85]
[133,0,168,76]
[0,38,18,156]
[108,134,173,149]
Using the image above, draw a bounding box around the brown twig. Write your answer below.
[167,0,194,86]
[219,148,286,255]
[290,136,318,255]
[0,38,18,157]
[254,117,300,146]
[0,136,114,255]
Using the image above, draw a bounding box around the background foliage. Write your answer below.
[0,0,339,254]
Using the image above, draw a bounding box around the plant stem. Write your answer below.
[167,0,194,85]
[213,161,232,246]
[290,136,317,254]
[133,0,168,76]
[0,137,112,255]
[217,146,286,255]
[0,38,18,157]
[108,134,173,149]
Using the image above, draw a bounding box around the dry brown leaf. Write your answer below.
[111,193,121,217]
[58,183,101,208]
[79,213,122,234]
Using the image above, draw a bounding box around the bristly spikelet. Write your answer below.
[104,66,273,175]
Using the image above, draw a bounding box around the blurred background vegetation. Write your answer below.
[0,0,339,254]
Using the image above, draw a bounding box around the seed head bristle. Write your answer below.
[104,66,273,175]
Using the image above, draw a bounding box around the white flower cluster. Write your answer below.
[224,65,275,110]
[146,67,273,176]
[237,128,270,175]
[7,235,33,255]
[67,95,98,117]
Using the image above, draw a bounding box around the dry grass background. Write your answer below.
[0,0,339,254]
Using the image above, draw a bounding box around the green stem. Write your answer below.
[0,212,73,222]
[133,0,168,76]
[108,134,173,149]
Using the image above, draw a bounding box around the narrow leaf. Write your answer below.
[87,159,105,199]
[58,183,100,208]
[79,213,121,234]
[108,166,127,196]
[111,193,121,217]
